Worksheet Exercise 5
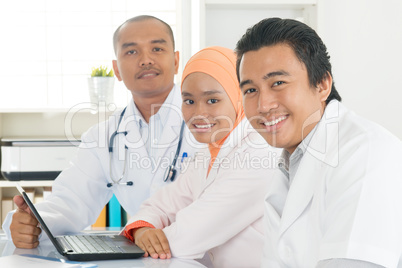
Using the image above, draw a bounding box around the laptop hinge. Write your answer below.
[57,237,74,253]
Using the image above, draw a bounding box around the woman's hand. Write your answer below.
[134,227,171,259]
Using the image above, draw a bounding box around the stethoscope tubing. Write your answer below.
[107,106,184,187]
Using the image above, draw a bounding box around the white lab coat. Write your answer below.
[126,118,281,268]
[2,85,200,240]
[262,100,402,268]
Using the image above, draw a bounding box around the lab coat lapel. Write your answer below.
[205,120,245,187]
[118,100,147,157]
[264,169,289,232]
[205,154,218,187]
[154,117,181,160]
[152,85,183,172]
[206,145,231,185]
[279,103,339,236]
[278,153,321,235]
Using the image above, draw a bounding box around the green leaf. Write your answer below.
[91,65,114,77]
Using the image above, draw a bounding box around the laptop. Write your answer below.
[16,184,145,261]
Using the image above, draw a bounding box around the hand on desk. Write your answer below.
[134,227,171,259]
[9,195,42,249]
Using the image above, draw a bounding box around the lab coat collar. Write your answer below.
[157,84,181,130]
[113,85,181,156]
[279,100,341,235]
[116,84,181,134]
[205,118,248,185]
[278,122,315,182]
[115,97,136,134]
[150,85,184,162]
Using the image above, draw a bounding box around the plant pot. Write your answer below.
[87,77,115,106]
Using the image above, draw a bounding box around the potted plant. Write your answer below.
[87,65,115,106]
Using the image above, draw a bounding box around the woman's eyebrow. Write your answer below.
[182,90,223,97]
[182,92,193,97]
[203,90,223,96]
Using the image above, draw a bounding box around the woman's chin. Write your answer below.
[193,135,212,144]
[192,131,231,145]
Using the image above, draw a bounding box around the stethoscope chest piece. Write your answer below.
[163,164,177,182]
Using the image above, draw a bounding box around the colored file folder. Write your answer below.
[92,206,106,228]
[108,194,121,227]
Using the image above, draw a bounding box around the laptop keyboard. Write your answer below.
[64,235,124,254]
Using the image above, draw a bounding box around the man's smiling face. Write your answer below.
[113,19,179,99]
[239,44,329,154]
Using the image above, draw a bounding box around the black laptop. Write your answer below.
[16,184,145,261]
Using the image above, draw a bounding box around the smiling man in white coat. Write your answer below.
[236,18,402,267]
[3,15,198,249]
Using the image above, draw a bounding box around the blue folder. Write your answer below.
[108,194,122,227]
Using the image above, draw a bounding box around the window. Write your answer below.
[0,0,178,110]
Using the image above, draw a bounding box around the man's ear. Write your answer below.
[317,71,332,102]
[174,51,180,75]
[112,60,122,81]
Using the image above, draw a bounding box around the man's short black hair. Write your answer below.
[113,15,175,55]
[235,17,341,104]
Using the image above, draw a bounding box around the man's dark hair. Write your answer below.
[235,18,341,104]
[113,15,175,55]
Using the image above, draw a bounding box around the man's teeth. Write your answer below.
[195,124,214,129]
[264,116,287,126]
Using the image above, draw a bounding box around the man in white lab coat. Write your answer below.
[3,15,199,248]
[236,18,402,267]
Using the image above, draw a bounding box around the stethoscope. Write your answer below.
[107,107,185,188]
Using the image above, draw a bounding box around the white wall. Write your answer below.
[317,0,402,140]
[205,6,304,50]
[191,0,402,140]
[1,0,401,140]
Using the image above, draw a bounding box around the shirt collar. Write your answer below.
[130,84,177,129]
[278,121,318,175]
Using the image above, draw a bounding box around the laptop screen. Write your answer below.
[16,184,66,254]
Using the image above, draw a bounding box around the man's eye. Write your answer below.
[207,99,218,104]
[153,47,163,52]
[244,88,257,95]
[183,99,194,105]
[273,81,285,86]
[127,50,136,55]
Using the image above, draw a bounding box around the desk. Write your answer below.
[0,231,206,268]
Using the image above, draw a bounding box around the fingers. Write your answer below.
[135,229,171,259]
[136,240,149,257]
[12,208,38,226]
[10,209,41,249]
[12,235,40,249]
[151,230,171,259]
[11,227,41,249]
[13,195,31,215]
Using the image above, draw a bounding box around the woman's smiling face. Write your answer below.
[181,72,237,144]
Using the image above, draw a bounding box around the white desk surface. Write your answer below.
[0,230,206,268]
